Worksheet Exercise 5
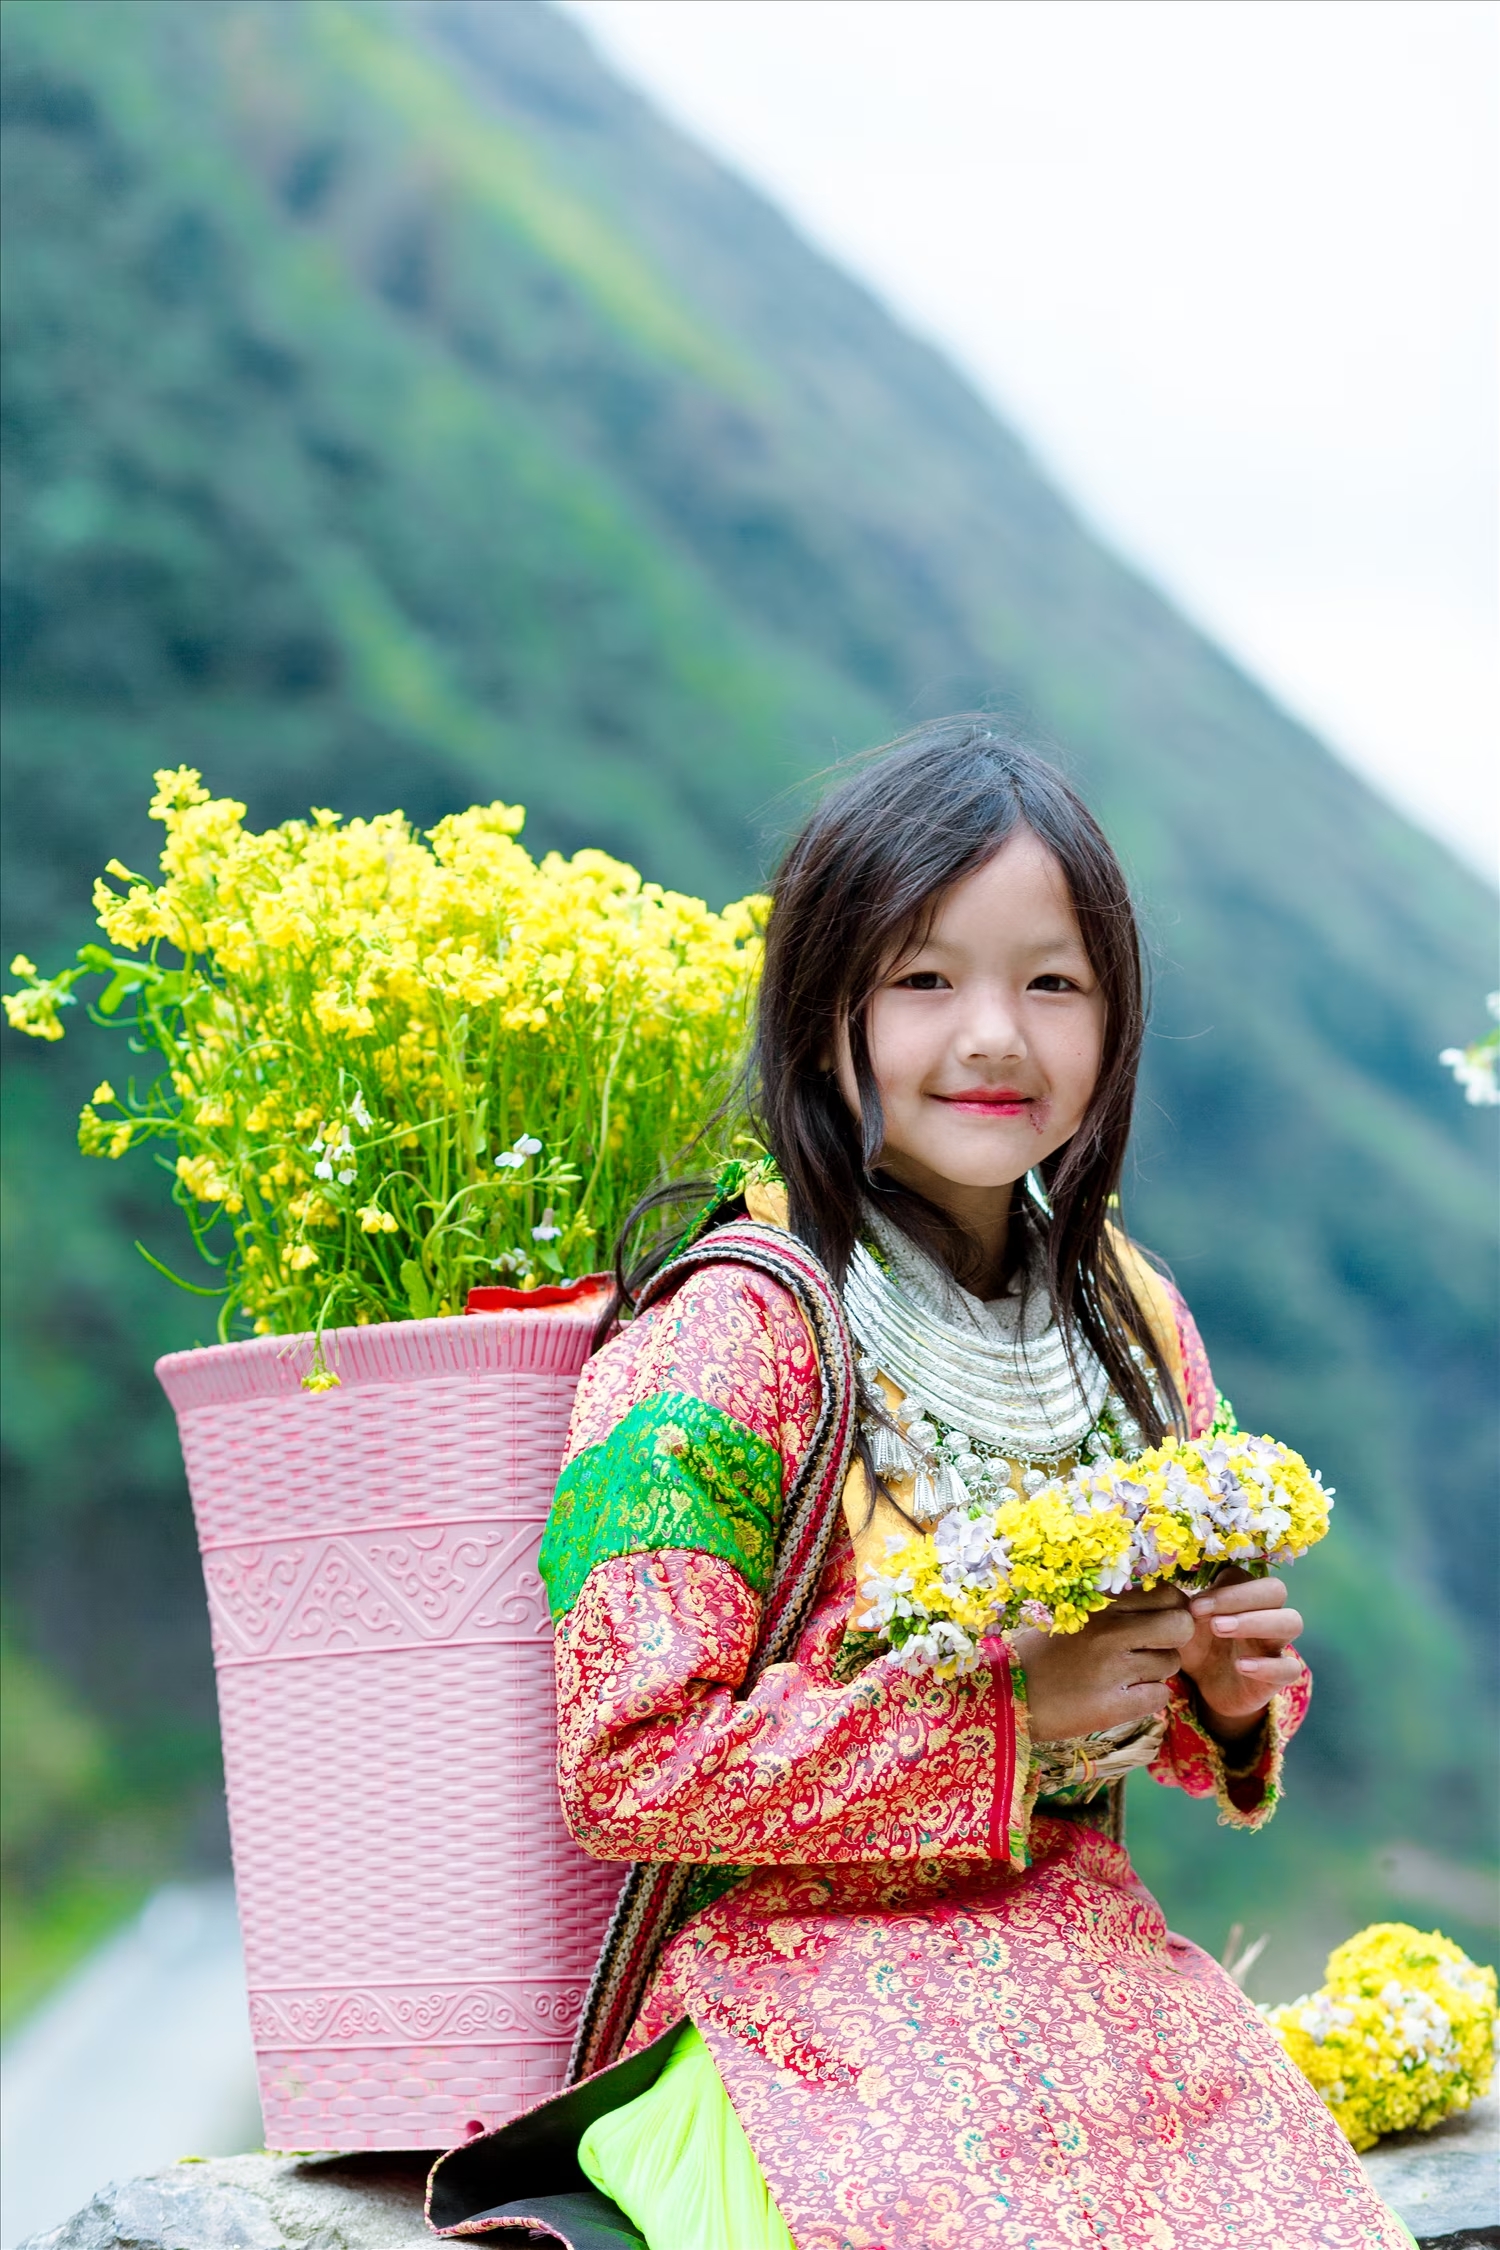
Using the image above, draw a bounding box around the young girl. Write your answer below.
[429,722,1413,2249]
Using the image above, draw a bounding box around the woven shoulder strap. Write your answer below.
[565,1219,857,2082]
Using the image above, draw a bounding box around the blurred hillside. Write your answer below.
[1,0,1494,2019]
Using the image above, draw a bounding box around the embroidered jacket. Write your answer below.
[540,1255,1304,1873]
[523,1237,1406,2250]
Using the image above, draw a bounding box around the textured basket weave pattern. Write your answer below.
[157,1308,625,2151]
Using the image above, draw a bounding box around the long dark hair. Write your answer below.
[611,716,1182,1443]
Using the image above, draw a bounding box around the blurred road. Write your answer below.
[0,1882,261,2248]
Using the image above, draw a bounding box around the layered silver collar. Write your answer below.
[844,1212,1113,1461]
[845,1211,1167,1782]
[842,1211,1154,1519]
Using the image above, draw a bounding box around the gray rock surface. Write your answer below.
[1358,2085,1499,2248]
[14,2151,434,2250]
[17,2097,1498,2250]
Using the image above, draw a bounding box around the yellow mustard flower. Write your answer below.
[1264,1924,1496,2150]
[860,1430,1332,1676]
[3,783,763,1334]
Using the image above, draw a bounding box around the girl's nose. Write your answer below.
[960,994,1026,1063]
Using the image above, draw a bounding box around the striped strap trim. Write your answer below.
[565,1219,856,2084]
[655,1224,857,1681]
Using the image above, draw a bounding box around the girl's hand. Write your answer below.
[1011,1585,1194,1743]
[1180,1568,1305,1743]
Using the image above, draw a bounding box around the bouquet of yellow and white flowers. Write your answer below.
[4,769,765,1339]
[1263,1923,1496,2149]
[857,1428,1332,1676]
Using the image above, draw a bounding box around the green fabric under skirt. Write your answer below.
[577,2021,794,2250]
[577,2019,1422,2250]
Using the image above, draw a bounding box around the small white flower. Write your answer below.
[350,1090,372,1129]
[313,1157,333,1181]
[1440,1958,1491,2004]
[1299,1992,1355,2044]
[532,1206,561,1241]
[1440,1041,1500,1106]
[513,1133,542,1157]
[933,1508,1010,1586]
[494,1151,524,1169]
[899,1621,982,1676]
[337,1167,357,1185]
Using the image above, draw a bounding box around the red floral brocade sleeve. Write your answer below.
[1148,1279,1312,1828]
[546,1263,1028,1871]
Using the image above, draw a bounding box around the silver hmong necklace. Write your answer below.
[842,1214,1151,1522]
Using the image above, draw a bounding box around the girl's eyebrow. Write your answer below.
[914,927,1090,958]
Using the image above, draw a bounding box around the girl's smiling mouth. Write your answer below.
[934,1087,1034,1115]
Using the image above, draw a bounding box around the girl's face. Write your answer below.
[837,826,1106,1212]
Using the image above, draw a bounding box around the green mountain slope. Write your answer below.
[2,0,1493,2009]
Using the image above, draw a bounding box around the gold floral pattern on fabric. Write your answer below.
[555,1540,1023,1867]
[623,1823,1406,2250]
[1149,1662,1311,1827]
[552,1251,1371,2244]
[564,1262,821,1476]
[540,1393,783,1622]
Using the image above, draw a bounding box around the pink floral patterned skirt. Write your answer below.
[622,1817,1408,2250]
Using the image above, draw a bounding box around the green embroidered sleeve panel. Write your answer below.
[540,1392,784,1622]
[538,1258,824,1624]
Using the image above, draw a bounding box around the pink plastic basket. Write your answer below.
[156,1297,625,2151]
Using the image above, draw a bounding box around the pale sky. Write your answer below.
[562,0,1499,882]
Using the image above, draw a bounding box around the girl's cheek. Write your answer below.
[864,1005,927,1099]
[1059,1021,1105,1113]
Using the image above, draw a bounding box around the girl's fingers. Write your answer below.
[1190,1576,1286,1617]
[1209,1607,1303,1645]
[1112,1584,1190,1613]
[1232,1652,1303,1681]
[1128,1610,1194,1655]
[1123,1649,1186,1685]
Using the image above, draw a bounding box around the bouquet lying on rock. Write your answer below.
[857,1429,1333,1676]
[4,769,765,1343]
[1264,1922,1497,2149]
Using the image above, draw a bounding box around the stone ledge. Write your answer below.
[16,2152,436,2250]
[1357,2086,1499,2249]
[18,2093,1499,2249]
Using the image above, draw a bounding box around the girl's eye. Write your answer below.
[1029,974,1079,993]
[894,970,949,991]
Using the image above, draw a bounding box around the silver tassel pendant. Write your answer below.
[934,1461,971,1514]
[866,1417,915,1478]
[910,1468,943,1521]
